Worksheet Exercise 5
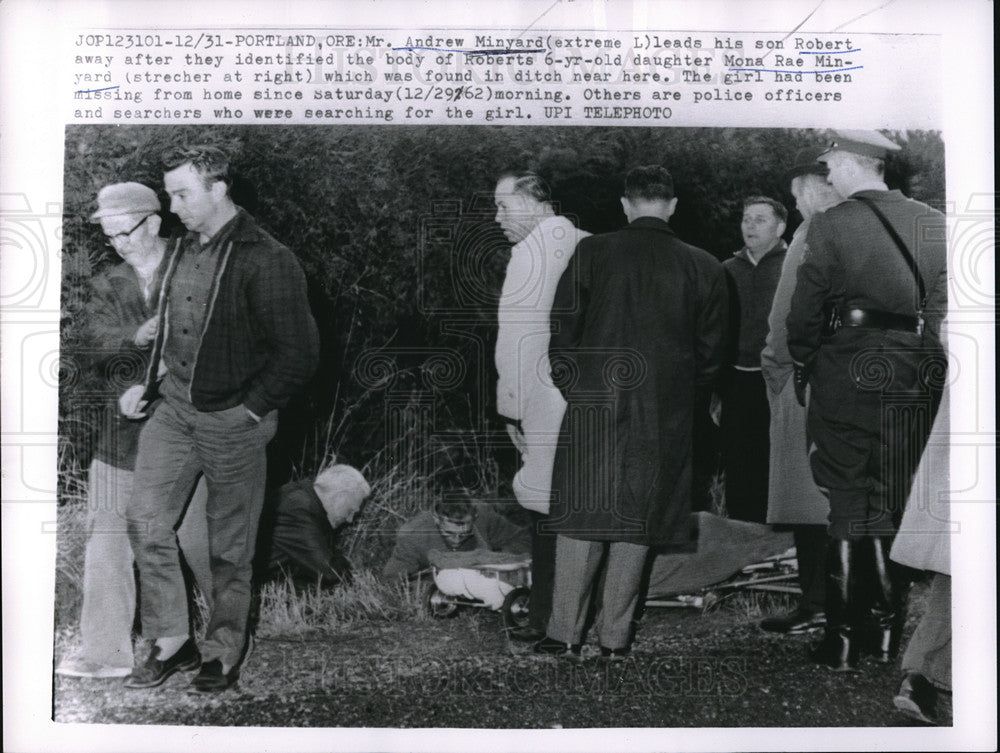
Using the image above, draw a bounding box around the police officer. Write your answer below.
[786,130,947,671]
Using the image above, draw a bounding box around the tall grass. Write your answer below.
[256,570,429,638]
[55,441,90,630]
[315,386,507,570]
[53,384,501,639]
[54,369,759,643]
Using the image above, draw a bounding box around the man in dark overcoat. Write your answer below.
[787,130,947,671]
[534,165,728,659]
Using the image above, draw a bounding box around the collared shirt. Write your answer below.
[723,239,788,370]
[161,213,240,402]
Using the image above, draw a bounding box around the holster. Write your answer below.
[822,302,843,337]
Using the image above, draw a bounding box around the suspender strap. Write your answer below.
[853,195,927,310]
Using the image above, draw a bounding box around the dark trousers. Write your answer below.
[721,369,770,523]
[807,405,931,539]
[793,524,827,612]
[692,390,720,513]
[527,510,556,633]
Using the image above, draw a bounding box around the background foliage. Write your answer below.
[60,125,944,564]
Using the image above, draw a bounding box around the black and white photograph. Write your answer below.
[1,1,994,752]
[51,123,953,727]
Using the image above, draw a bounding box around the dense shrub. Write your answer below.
[60,125,945,555]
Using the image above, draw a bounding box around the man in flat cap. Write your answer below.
[757,147,842,636]
[120,146,319,692]
[786,130,947,671]
[56,184,211,679]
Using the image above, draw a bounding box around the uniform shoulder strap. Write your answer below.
[853,195,927,310]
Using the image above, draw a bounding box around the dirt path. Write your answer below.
[54,592,950,728]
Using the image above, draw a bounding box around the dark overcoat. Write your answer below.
[547,216,728,547]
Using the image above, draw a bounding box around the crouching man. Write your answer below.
[255,462,371,587]
[383,499,531,608]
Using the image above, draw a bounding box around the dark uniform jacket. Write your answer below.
[548,216,729,547]
[786,189,947,427]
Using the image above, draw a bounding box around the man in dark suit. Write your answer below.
[535,165,728,660]
[787,130,947,671]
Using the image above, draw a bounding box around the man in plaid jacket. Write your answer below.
[120,145,319,693]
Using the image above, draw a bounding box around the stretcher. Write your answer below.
[644,548,800,610]
[424,558,532,630]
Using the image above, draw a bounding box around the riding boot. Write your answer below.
[869,536,912,663]
[809,537,860,671]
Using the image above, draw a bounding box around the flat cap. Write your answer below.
[90,182,161,221]
[786,145,829,180]
[818,130,901,161]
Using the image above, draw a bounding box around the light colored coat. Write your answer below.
[891,386,951,575]
[762,222,829,525]
[496,215,589,514]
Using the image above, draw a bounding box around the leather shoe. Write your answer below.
[123,639,200,689]
[508,626,546,643]
[532,636,582,660]
[893,672,938,725]
[760,607,826,634]
[188,659,240,693]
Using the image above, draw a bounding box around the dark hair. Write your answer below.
[433,497,476,523]
[161,145,231,191]
[742,195,788,223]
[497,170,551,203]
[623,165,675,201]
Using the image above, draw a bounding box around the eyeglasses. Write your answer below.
[105,215,151,248]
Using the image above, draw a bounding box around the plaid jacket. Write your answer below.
[142,210,319,416]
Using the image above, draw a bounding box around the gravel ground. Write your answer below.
[53,584,951,729]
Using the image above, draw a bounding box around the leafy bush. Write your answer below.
[60,125,945,562]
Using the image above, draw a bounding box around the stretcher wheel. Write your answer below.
[501,587,531,629]
[424,586,458,618]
